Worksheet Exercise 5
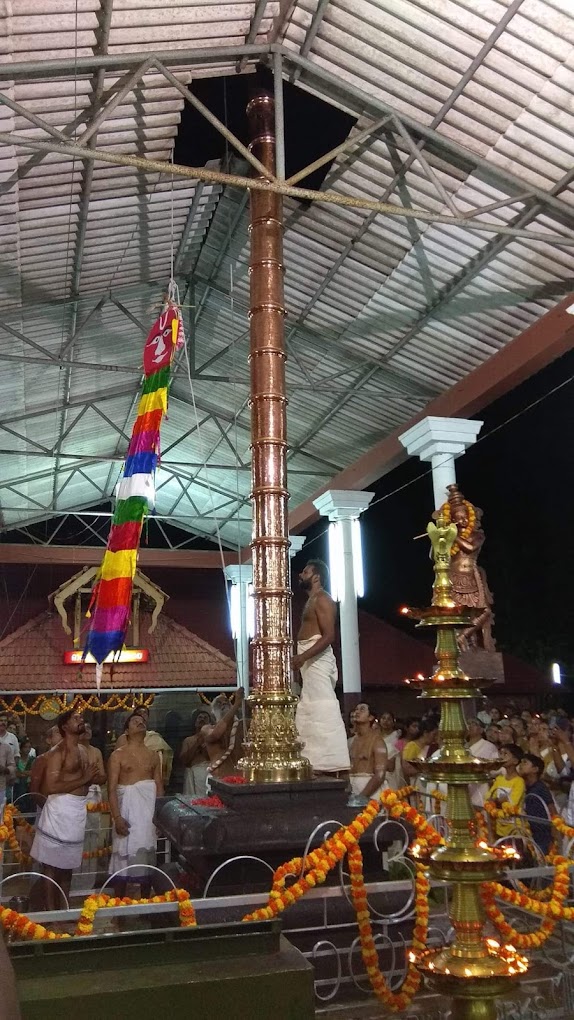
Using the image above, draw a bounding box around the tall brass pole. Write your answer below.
[238,90,311,783]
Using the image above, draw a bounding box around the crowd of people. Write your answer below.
[345,699,574,858]
[4,691,574,908]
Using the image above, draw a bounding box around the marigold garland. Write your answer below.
[481,854,571,950]
[440,499,476,555]
[75,888,195,937]
[0,693,154,716]
[347,841,427,1010]
[3,783,574,1013]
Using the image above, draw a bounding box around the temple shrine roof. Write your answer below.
[0,610,236,693]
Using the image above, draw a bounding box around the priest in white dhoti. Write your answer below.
[294,560,350,775]
[107,711,163,895]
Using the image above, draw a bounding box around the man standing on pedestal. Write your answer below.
[293,560,350,777]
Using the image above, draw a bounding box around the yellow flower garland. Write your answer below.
[2,786,573,1011]
[0,693,154,716]
[440,499,476,555]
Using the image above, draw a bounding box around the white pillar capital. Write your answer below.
[399,416,482,462]
[399,416,482,510]
[224,564,253,585]
[313,488,375,521]
[288,535,306,558]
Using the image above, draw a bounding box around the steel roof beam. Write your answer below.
[173,183,205,275]
[4,131,573,246]
[52,1,120,511]
[155,60,275,182]
[1,45,271,80]
[4,38,574,228]
[237,0,271,72]
[282,48,574,232]
[292,0,331,82]
[0,543,238,565]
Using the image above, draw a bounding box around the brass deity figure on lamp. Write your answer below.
[437,483,496,654]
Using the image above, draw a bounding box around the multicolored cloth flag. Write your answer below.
[84,302,183,668]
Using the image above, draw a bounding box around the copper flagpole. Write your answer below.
[238,89,311,782]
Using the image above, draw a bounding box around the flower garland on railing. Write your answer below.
[3,784,574,1013]
[87,801,110,813]
[0,888,195,943]
[0,805,31,865]
[76,888,195,936]
[82,846,111,861]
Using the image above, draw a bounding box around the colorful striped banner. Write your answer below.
[84,303,183,667]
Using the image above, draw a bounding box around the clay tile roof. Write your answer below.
[0,610,236,693]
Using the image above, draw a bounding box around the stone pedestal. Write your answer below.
[11,918,315,1020]
[459,649,505,684]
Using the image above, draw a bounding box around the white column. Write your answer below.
[224,564,253,694]
[312,490,374,695]
[399,416,483,510]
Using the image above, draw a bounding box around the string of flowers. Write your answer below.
[347,840,428,1011]
[241,799,381,923]
[440,498,476,555]
[0,905,70,941]
[481,854,570,950]
[0,888,195,943]
[1,805,31,865]
[76,888,195,936]
[0,693,154,716]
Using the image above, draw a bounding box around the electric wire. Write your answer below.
[298,365,574,554]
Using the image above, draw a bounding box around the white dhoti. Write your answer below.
[295,637,350,773]
[350,774,385,801]
[31,794,88,870]
[109,780,157,877]
[183,763,209,798]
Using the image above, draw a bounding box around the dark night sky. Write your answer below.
[292,345,574,680]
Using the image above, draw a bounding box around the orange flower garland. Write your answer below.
[0,693,154,717]
[0,890,195,942]
[440,499,476,555]
[1,805,31,865]
[242,799,381,923]
[0,904,70,941]
[76,888,195,937]
[481,855,570,950]
[347,841,428,1011]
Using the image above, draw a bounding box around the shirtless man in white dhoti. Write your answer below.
[107,711,163,896]
[294,559,350,776]
[30,710,99,910]
[348,703,387,804]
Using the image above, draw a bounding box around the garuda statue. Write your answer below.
[436,484,495,652]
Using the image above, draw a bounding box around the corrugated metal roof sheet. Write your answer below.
[1,0,574,548]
